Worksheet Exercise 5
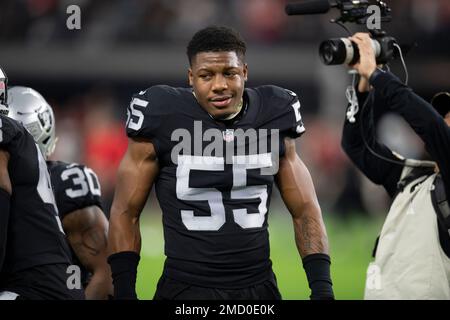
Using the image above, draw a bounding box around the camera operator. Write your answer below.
[341,32,450,299]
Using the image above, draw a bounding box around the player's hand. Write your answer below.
[349,33,377,81]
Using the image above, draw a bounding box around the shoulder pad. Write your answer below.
[255,85,297,108]
[253,85,305,138]
[126,85,180,138]
[0,114,26,148]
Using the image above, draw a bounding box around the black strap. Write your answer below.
[395,166,435,195]
[371,236,380,258]
[431,174,450,258]
[432,174,450,228]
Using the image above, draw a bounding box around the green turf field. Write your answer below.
[136,210,384,300]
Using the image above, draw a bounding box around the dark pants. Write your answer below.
[0,264,85,300]
[153,275,282,300]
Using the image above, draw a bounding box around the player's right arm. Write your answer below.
[0,149,12,270]
[107,137,159,299]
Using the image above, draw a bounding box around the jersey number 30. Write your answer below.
[61,166,101,198]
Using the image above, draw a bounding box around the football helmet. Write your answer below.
[0,67,8,115]
[7,86,57,158]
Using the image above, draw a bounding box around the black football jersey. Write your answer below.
[0,115,78,297]
[47,160,103,287]
[126,85,304,288]
[46,161,103,221]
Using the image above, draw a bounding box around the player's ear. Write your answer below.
[243,63,248,82]
[188,68,194,86]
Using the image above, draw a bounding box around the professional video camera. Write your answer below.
[286,0,398,66]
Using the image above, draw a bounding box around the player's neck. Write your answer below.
[192,91,246,124]
[219,97,247,126]
[222,99,243,120]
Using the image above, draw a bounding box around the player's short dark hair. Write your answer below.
[187,26,247,66]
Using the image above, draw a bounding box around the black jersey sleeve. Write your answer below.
[0,114,23,149]
[48,161,103,220]
[256,85,306,139]
[125,85,174,154]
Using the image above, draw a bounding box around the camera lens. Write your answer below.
[319,39,349,65]
[319,38,365,65]
[319,41,335,65]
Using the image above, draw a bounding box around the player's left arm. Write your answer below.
[276,137,334,300]
[0,149,12,270]
[62,205,112,300]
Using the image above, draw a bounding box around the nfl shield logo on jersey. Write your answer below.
[222,129,234,142]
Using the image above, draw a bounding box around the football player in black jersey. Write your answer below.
[7,86,112,300]
[108,26,334,300]
[0,68,84,299]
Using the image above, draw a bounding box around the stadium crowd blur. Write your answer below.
[0,0,449,216]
